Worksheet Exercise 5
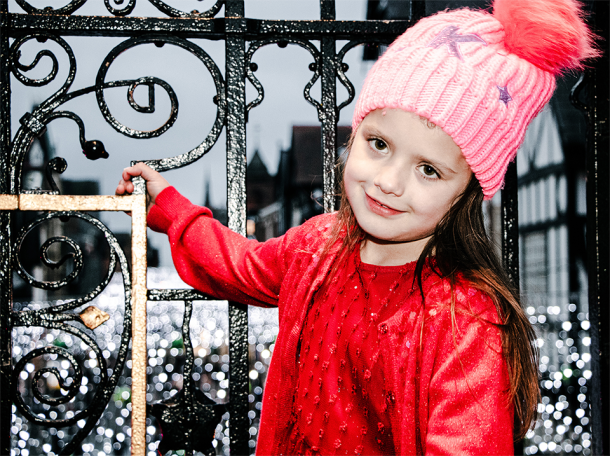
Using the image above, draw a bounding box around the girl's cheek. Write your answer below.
[345,155,369,181]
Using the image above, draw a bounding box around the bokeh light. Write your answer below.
[11,268,279,456]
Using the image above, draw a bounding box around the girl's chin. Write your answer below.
[361,229,432,246]
[361,229,411,244]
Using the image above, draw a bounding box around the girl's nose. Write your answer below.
[373,165,406,197]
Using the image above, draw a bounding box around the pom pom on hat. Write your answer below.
[352,0,599,199]
[493,0,600,74]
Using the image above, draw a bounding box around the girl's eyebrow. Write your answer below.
[362,125,384,137]
[362,125,395,148]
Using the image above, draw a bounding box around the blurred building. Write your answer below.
[245,125,351,241]
[204,174,228,227]
[516,76,591,455]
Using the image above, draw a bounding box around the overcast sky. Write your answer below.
[9,0,373,267]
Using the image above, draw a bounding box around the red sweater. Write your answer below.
[148,187,514,456]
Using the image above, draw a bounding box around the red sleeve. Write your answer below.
[424,287,514,456]
[147,186,294,307]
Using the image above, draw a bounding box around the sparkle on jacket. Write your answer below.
[148,187,514,456]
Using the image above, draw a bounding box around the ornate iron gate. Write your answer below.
[0,1,607,455]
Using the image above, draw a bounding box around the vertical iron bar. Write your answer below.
[0,0,12,454]
[410,0,426,21]
[130,182,148,456]
[585,2,609,453]
[181,300,194,456]
[320,0,337,213]
[319,36,338,212]
[501,161,522,456]
[501,161,520,289]
[225,1,250,454]
[320,0,335,21]
[226,5,245,30]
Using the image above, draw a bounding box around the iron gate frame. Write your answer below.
[0,1,607,455]
[0,193,149,454]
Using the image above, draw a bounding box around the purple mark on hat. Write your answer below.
[427,25,487,60]
[497,85,512,105]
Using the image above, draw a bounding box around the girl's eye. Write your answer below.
[419,164,439,179]
[369,139,388,152]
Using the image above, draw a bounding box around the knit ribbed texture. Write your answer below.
[353,8,556,199]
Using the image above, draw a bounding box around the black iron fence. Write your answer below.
[0,1,607,455]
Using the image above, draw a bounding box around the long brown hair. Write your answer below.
[321,137,539,441]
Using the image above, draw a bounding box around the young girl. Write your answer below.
[116,0,597,453]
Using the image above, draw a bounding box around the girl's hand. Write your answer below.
[116,163,170,214]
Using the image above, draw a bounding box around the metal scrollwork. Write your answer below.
[9,34,88,192]
[45,157,68,194]
[246,38,322,118]
[95,74,179,140]
[97,35,227,172]
[128,78,156,114]
[12,47,58,87]
[10,33,227,192]
[13,213,117,309]
[15,0,226,18]
[336,39,392,114]
[104,0,137,16]
[39,235,83,275]
[17,346,83,408]
[15,0,88,15]
[9,34,77,107]
[149,0,225,19]
[20,157,68,195]
[11,211,133,455]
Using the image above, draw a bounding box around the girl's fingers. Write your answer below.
[116,162,169,203]
[115,178,135,196]
[122,166,141,182]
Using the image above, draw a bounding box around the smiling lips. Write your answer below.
[365,193,405,216]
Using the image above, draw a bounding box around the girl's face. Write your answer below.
[345,109,472,259]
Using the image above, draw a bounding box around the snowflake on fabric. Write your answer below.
[427,25,487,60]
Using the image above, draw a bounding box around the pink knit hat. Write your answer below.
[352,0,598,199]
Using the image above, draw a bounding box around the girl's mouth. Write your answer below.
[365,193,405,216]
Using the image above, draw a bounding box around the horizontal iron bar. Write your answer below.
[0,195,17,210]
[0,194,143,211]
[17,194,140,211]
[3,14,410,39]
[147,288,215,301]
